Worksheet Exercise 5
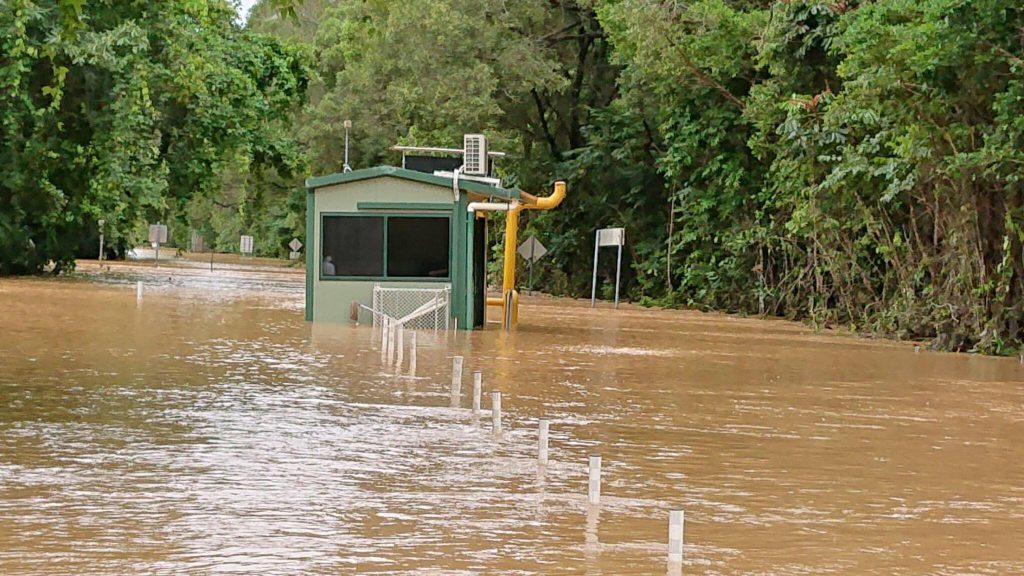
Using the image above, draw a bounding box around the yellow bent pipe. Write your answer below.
[491,181,567,329]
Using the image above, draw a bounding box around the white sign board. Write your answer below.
[288,238,303,252]
[148,224,168,244]
[289,251,301,260]
[597,227,625,247]
[517,236,547,263]
[592,226,626,308]
[240,235,254,254]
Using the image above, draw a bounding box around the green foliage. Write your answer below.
[0,0,310,272]
[4,0,1023,353]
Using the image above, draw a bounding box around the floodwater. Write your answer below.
[1,263,1023,575]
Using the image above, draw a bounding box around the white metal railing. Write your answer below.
[371,284,451,331]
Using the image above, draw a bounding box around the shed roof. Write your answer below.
[305,165,520,200]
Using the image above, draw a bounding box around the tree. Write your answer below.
[0,0,310,273]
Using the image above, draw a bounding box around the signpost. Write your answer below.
[517,235,547,293]
[289,238,303,260]
[240,235,254,256]
[591,227,626,308]
[148,223,168,264]
[98,219,105,261]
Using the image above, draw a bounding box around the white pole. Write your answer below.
[380,317,388,363]
[451,356,463,407]
[614,243,622,308]
[491,391,502,434]
[386,322,395,367]
[588,455,601,506]
[472,370,482,415]
[668,510,684,564]
[409,331,417,376]
[395,324,404,371]
[590,230,599,307]
[538,419,549,466]
[136,281,143,300]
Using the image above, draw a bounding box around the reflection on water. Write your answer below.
[2,267,1024,575]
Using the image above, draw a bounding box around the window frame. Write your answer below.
[319,211,452,282]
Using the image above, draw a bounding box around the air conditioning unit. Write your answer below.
[463,134,488,176]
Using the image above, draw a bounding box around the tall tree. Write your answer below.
[0,0,310,273]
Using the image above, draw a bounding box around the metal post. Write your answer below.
[409,331,417,376]
[503,290,513,332]
[451,356,463,407]
[491,391,502,434]
[668,510,684,564]
[614,243,622,308]
[538,419,549,466]
[588,454,601,505]
[343,119,352,172]
[98,219,105,260]
[528,241,535,294]
[395,324,404,371]
[210,248,214,272]
[590,230,599,307]
[472,370,482,415]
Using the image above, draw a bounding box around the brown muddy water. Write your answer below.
[1,264,1023,575]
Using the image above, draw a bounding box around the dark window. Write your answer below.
[386,217,450,278]
[322,216,384,277]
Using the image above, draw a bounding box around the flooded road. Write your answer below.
[1,265,1023,574]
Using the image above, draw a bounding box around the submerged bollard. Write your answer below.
[409,331,417,376]
[395,324,404,371]
[538,419,549,466]
[386,322,396,367]
[451,356,464,406]
[588,455,601,506]
[472,371,482,415]
[668,510,685,564]
[136,281,143,300]
[491,391,502,434]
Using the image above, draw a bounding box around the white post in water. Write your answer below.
[588,455,601,506]
[386,322,395,367]
[668,510,685,565]
[409,331,417,376]
[491,391,502,434]
[538,419,550,466]
[380,317,388,361]
[450,356,463,406]
[472,371,482,415]
[395,324,404,371]
[136,281,143,300]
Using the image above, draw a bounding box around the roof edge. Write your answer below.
[305,165,520,200]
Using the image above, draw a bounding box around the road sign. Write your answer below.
[289,238,303,252]
[240,235,254,255]
[597,227,625,247]
[517,235,548,294]
[148,224,168,244]
[517,236,547,263]
[592,227,626,309]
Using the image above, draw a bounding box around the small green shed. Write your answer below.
[304,165,519,330]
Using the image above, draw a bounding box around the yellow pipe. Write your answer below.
[525,180,566,211]
[491,181,567,329]
[501,205,522,296]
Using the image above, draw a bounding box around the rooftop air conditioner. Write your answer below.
[463,134,488,176]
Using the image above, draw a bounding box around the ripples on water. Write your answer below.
[1,269,1023,574]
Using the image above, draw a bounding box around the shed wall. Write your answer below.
[309,177,456,324]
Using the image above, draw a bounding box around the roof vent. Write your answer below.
[463,134,488,176]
